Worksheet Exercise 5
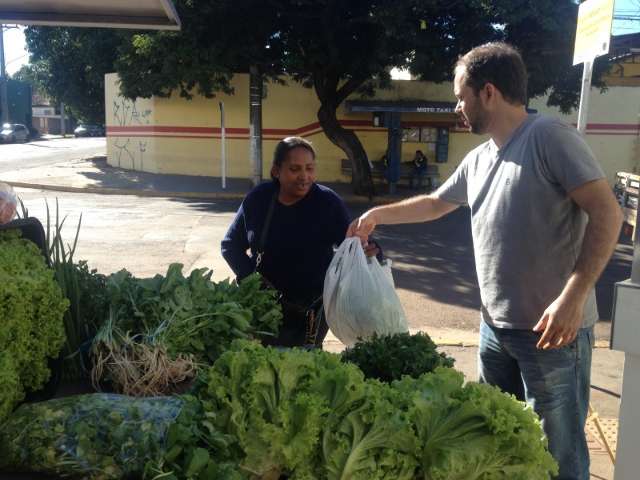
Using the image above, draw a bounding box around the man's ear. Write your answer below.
[483,83,499,106]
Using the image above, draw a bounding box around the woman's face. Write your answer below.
[273,146,316,201]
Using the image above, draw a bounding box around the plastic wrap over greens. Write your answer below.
[0,393,183,479]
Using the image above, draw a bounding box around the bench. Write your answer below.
[340,158,439,190]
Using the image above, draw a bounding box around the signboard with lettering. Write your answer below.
[573,0,614,65]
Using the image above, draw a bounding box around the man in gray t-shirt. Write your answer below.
[347,43,622,480]
[440,113,603,332]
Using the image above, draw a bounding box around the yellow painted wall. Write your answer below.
[106,73,640,185]
[529,85,640,181]
[604,54,640,86]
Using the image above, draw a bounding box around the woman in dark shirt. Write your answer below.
[222,137,368,348]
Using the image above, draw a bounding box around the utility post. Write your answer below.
[249,65,263,186]
[60,102,66,136]
[0,25,9,125]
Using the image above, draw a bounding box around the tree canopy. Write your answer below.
[22,27,123,123]
[22,0,609,192]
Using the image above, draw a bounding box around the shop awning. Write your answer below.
[0,0,181,30]
[345,100,457,114]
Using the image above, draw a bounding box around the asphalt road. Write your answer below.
[0,137,105,173]
[15,188,633,336]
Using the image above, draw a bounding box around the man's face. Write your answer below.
[454,68,490,135]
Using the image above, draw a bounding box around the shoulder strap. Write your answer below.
[255,190,278,271]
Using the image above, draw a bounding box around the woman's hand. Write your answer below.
[363,241,380,258]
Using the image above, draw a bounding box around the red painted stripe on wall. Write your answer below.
[107,121,640,138]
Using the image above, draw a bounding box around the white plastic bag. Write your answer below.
[0,182,17,225]
[323,237,408,346]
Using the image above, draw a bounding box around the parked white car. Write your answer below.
[0,124,30,144]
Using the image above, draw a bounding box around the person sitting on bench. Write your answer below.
[409,150,428,189]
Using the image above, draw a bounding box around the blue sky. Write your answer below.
[2,0,639,75]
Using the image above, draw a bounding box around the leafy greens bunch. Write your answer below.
[146,394,245,480]
[0,393,182,479]
[90,266,282,394]
[200,340,415,480]
[341,332,455,383]
[0,229,68,422]
[104,264,281,359]
[395,368,558,479]
[182,341,557,480]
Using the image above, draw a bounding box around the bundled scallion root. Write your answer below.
[91,312,197,397]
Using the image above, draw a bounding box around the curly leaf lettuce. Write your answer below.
[204,341,368,479]
[395,368,558,480]
[0,229,68,422]
[321,380,419,480]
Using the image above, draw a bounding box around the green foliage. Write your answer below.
[342,332,455,383]
[94,265,281,366]
[0,229,68,423]
[44,200,110,380]
[115,0,284,100]
[11,64,45,93]
[1,342,558,479]
[394,368,559,479]
[214,274,285,336]
[111,0,605,194]
[74,260,110,340]
[196,343,557,480]
[22,2,607,192]
[320,380,419,480]
[202,340,369,478]
[147,395,245,480]
[23,27,124,123]
[0,394,183,479]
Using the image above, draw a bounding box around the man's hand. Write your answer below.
[346,210,378,244]
[533,291,586,350]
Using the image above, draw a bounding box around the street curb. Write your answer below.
[434,340,611,349]
[326,338,611,351]
[5,180,398,205]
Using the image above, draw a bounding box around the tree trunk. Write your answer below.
[317,104,375,197]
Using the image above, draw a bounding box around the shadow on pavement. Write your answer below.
[168,197,240,214]
[79,157,254,194]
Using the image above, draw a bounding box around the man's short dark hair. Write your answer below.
[455,42,528,106]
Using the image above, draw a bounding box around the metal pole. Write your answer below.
[220,101,226,189]
[0,25,9,125]
[576,59,594,135]
[249,65,263,186]
[60,102,66,136]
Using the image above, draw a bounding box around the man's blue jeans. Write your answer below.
[478,321,594,480]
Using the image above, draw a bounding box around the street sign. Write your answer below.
[573,0,615,66]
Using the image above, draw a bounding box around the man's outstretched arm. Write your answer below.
[347,194,460,242]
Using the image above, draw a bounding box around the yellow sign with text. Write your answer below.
[573,0,615,65]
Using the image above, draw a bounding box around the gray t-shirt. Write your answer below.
[438,114,604,329]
